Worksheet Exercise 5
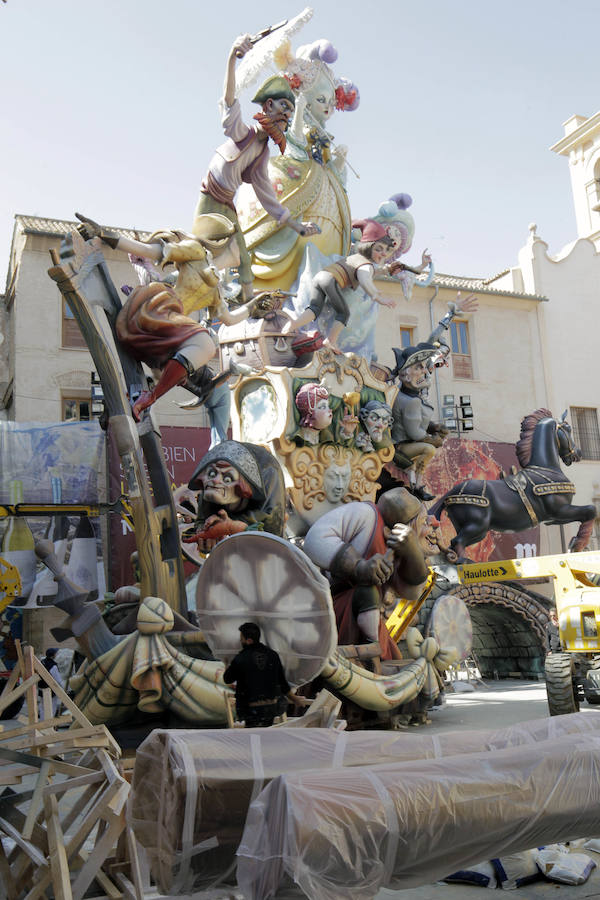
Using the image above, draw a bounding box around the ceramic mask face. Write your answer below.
[400,360,432,392]
[311,397,333,431]
[323,460,351,502]
[201,463,241,507]
[364,407,392,443]
[305,71,336,126]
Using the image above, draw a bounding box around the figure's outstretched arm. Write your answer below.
[223,34,253,107]
[427,291,478,345]
[75,213,163,262]
[356,265,395,307]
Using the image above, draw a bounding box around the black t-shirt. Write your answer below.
[223,642,290,709]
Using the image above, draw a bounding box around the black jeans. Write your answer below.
[244,702,278,727]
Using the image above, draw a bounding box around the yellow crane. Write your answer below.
[458,552,600,715]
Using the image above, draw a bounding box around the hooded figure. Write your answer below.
[187,441,286,546]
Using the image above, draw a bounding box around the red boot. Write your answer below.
[132,358,188,421]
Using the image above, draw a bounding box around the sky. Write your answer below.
[2,0,599,288]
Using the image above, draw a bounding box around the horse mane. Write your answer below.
[515,408,553,467]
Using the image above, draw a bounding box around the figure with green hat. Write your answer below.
[194,32,320,301]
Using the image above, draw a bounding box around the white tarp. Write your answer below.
[128,712,600,895]
[237,728,600,899]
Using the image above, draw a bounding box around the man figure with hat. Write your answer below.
[387,292,479,500]
[303,487,437,660]
[389,342,447,502]
[194,33,320,301]
[282,222,396,351]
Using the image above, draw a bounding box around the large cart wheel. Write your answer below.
[545,652,580,716]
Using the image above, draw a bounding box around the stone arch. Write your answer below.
[449,581,550,679]
[450,582,550,642]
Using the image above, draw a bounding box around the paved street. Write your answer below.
[376,679,600,899]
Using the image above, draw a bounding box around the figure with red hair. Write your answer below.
[293,382,333,445]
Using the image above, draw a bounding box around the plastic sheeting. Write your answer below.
[0,420,105,504]
[128,712,600,895]
[237,727,600,899]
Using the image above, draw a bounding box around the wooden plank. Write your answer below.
[42,770,104,796]
[0,830,18,900]
[21,646,39,737]
[41,688,53,723]
[55,781,105,836]
[0,675,39,717]
[0,714,72,739]
[0,747,95,779]
[126,827,146,900]
[0,770,30,785]
[22,759,50,840]
[115,873,138,900]
[22,869,52,900]
[0,815,46,868]
[0,802,49,868]
[95,748,122,785]
[31,657,116,743]
[82,861,122,900]
[70,785,128,900]
[0,762,35,785]
[3,726,116,755]
[60,780,123,862]
[0,663,21,704]
[43,792,72,900]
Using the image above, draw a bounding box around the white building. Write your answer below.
[490,110,600,542]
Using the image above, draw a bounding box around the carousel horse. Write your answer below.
[431,409,596,557]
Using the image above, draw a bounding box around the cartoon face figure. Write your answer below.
[371,240,393,265]
[200,462,242,507]
[312,397,333,431]
[323,460,351,503]
[265,96,295,130]
[305,72,336,125]
[400,360,432,392]
[295,383,332,431]
[413,508,440,558]
[360,403,393,443]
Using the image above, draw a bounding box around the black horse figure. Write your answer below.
[431,409,596,557]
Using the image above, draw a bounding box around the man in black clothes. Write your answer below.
[223,622,308,726]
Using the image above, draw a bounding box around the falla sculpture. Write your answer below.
[42,13,594,737]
